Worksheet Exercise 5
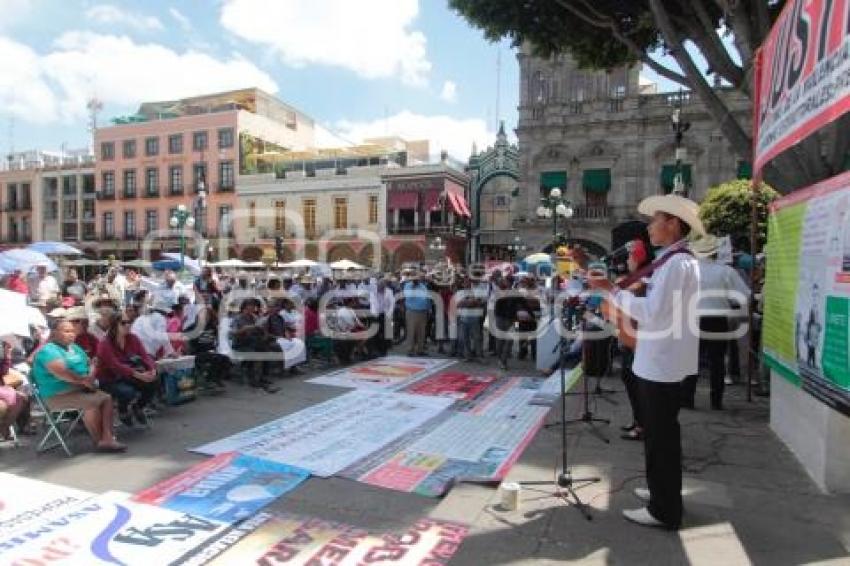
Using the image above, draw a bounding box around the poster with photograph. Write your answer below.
[762,171,850,415]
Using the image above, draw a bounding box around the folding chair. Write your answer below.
[31,383,83,457]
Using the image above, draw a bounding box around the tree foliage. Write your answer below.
[449,1,849,192]
[699,179,778,251]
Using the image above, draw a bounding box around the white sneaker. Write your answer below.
[634,487,650,501]
[622,507,664,527]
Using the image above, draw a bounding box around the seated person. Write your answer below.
[96,313,158,428]
[71,309,100,359]
[231,298,279,393]
[131,298,178,360]
[332,297,367,364]
[0,339,31,440]
[303,298,320,339]
[31,319,126,453]
[265,299,306,374]
[185,305,228,390]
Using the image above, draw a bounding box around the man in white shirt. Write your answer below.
[368,279,394,356]
[683,237,751,410]
[29,263,60,307]
[131,298,176,359]
[590,194,704,530]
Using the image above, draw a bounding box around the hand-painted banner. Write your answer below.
[0,473,91,535]
[133,453,309,524]
[762,170,850,414]
[343,377,550,497]
[754,0,850,175]
[190,390,454,477]
[307,355,455,390]
[0,491,225,565]
[403,371,497,401]
[173,512,273,566]
[205,513,468,565]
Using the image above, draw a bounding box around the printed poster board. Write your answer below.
[762,171,850,415]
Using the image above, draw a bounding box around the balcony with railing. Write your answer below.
[5,201,17,212]
[571,205,611,220]
[122,188,138,199]
[216,182,235,193]
[169,184,184,196]
[388,222,465,236]
[143,186,160,198]
[96,190,116,201]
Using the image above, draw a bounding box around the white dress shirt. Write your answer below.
[697,259,750,315]
[613,252,701,383]
[369,288,395,317]
[131,312,175,358]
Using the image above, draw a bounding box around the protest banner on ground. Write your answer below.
[191,390,454,477]
[343,377,550,497]
[205,513,468,565]
[402,371,497,401]
[133,452,309,523]
[0,491,225,565]
[754,0,850,175]
[306,355,455,390]
[173,512,273,566]
[0,473,91,535]
[762,170,850,415]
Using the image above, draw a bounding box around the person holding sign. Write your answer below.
[588,194,704,530]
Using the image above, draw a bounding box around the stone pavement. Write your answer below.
[2,351,849,565]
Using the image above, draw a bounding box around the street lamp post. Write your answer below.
[507,235,527,261]
[670,90,691,196]
[536,187,574,249]
[429,236,446,254]
[169,181,207,271]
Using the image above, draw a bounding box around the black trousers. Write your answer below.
[637,376,683,529]
[620,348,641,427]
[683,316,729,408]
[369,314,388,356]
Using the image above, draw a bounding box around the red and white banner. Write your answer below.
[754,0,850,176]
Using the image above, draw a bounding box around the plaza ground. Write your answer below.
[2,351,849,565]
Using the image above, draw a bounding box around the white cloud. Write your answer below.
[0,32,278,124]
[85,4,164,32]
[168,7,192,33]
[220,0,431,86]
[440,80,457,103]
[0,0,33,30]
[333,110,494,160]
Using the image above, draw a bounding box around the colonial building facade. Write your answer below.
[515,50,752,254]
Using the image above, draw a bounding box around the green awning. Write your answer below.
[737,160,752,180]
[540,171,567,190]
[582,168,611,193]
[660,164,692,193]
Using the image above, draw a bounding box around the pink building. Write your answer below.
[94,88,315,259]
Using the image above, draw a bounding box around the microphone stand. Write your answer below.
[518,315,601,521]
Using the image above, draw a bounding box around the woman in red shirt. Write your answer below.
[95,314,158,428]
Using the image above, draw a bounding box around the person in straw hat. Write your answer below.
[589,194,704,530]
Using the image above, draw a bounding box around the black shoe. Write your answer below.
[132,405,149,428]
[118,411,133,428]
[259,379,280,393]
[289,366,302,376]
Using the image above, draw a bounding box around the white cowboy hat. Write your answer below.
[690,234,720,258]
[637,194,706,237]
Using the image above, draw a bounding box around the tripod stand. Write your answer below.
[546,322,611,444]
[519,328,601,521]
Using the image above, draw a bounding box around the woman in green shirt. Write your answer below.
[32,318,127,453]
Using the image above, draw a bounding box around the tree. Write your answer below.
[699,179,778,251]
[450,0,844,192]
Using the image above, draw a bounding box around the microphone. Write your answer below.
[601,241,634,264]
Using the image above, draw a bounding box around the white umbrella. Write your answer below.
[0,289,32,337]
[329,259,365,270]
[64,258,108,267]
[0,249,58,273]
[211,259,247,268]
[27,241,83,256]
[281,259,319,268]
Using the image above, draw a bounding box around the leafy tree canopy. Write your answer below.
[699,179,778,251]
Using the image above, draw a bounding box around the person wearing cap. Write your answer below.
[589,194,703,530]
[131,297,177,360]
[682,235,750,411]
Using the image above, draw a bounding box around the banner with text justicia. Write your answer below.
[762,171,850,415]
[754,0,850,176]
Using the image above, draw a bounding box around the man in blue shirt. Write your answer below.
[403,272,431,356]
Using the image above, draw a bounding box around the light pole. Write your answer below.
[671,90,691,196]
[536,187,573,249]
[169,182,207,271]
[429,236,446,254]
[507,235,527,261]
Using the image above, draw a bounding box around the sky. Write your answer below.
[0,0,524,160]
